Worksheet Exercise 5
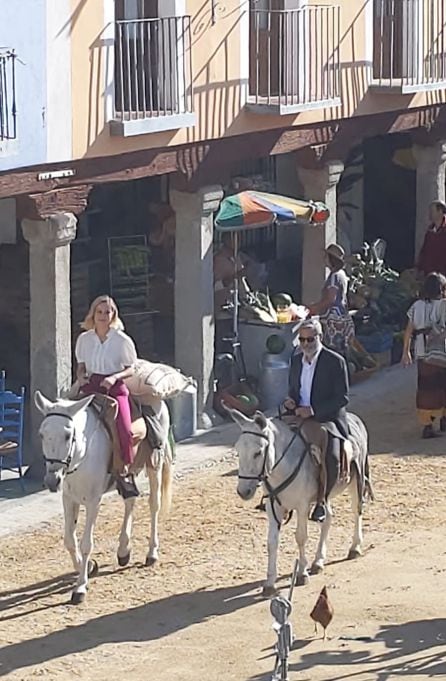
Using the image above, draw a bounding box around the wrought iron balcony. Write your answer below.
[248,5,341,115]
[111,15,195,136]
[372,0,446,92]
[0,50,17,142]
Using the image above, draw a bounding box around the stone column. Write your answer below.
[22,213,77,475]
[414,141,446,257]
[170,186,223,429]
[298,161,344,304]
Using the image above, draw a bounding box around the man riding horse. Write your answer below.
[283,318,350,523]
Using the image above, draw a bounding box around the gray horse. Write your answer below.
[227,408,373,596]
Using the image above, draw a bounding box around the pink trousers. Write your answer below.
[81,374,133,465]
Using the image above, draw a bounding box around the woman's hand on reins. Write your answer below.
[100,375,117,391]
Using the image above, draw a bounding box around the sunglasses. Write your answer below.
[298,336,317,344]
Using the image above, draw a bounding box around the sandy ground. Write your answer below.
[1,367,446,681]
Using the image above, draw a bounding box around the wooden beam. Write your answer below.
[0,105,444,199]
[16,185,92,220]
[321,106,446,164]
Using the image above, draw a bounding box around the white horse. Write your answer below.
[35,390,173,605]
[227,408,373,596]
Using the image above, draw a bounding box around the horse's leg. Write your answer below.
[63,494,81,573]
[117,497,136,567]
[347,474,363,560]
[145,464,162,567]
[263,500,283,597]
[71,499,100,605]
[311,504,333,575]
[295,511,310,586]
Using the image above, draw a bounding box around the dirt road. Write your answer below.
[1,367,446,680]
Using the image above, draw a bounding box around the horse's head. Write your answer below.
[225,407,274,501]
[34,391,94,492]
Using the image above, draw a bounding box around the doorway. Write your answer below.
[115,0,161,115]
[363,134,416,272]
[249,0,303,98]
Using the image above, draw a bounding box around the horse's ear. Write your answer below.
[34,391,55,415]
[254,411,268,431]
[221,402,253,428]
[64,394,95,418]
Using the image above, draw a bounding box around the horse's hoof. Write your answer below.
[310,563,324,575]
[145,556,158,567]
[347,548,362,561]
[70,592,86,605]
[295,574,310,587]
[88,559,99,578]
[262,584,277,598]
[117,553,131,567]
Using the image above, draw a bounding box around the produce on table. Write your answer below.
[346,240,416,338]
[345,339,377,374]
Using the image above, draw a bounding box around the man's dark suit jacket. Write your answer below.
[288,347,349,439]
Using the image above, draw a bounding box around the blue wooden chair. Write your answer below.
[0,387,26,491]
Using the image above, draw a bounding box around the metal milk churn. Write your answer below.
[259,352,291,412]
[167,382,198,442]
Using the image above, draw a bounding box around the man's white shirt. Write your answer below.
[299,348,322,409]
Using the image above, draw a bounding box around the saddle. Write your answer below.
[282,414,352,483]
[66,384,165,475]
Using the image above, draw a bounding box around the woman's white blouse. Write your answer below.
[75,329,137,376]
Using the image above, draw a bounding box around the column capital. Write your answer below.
[16,185,92,221]
[326,160,345,187]
[298,161,344,199]
[22,213,77,248]
[413,141,446,166]
[170,185,223,216]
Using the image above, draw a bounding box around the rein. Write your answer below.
[238,427,309,529]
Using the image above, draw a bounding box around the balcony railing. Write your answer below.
[112,16,195,136]
[248,6,341,115]
[0,50,17,141]
[372,0,446,92]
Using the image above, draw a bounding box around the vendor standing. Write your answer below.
[417,200,446,277]
[307,244,354,356]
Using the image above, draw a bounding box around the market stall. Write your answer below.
[346,240,417,381]
[213,190,329,414]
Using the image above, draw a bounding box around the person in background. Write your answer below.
[213,233,266,353]
[417,201,446,277]
[402,272,446,439]
[308,244,354,356]
[76,295,139,498]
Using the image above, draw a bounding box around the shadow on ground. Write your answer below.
[0,579,260,677]
[250,618,446,681]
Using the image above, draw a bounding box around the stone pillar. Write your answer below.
[22,213,77,474]
[170,186,223,428]
[298,161,344,304]
[414,141,446,257]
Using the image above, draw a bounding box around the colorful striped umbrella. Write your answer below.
[215,190,329,232]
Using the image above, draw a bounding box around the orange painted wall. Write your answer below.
[70,0,446,160]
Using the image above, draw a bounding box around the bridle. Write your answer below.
[237,426,309,529]
[237,430,272,483]
[42,412,78,476]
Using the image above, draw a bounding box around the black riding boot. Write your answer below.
[310,435,339,523]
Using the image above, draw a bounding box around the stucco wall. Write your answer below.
[0,0,47,171]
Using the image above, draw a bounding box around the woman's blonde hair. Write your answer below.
[80,295,124,331]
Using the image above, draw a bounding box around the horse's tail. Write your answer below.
[364,453,375,502]
[161,434,174,516]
